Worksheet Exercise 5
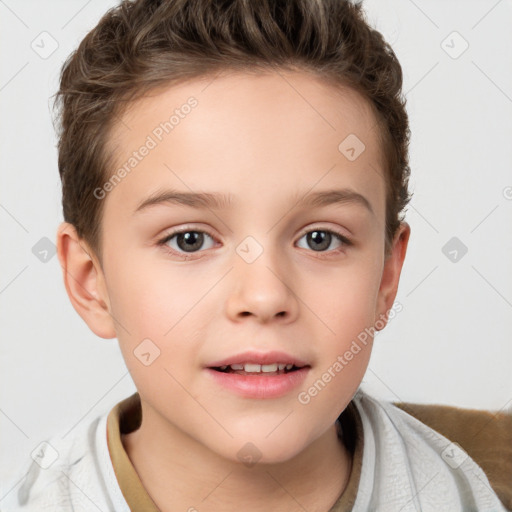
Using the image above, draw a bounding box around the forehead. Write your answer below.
[104,69,386,216]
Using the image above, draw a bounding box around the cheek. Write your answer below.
[295,270,380,435]
[106,258,215,376]
[109,269,208,412]
[108,271,170,338]
[311,259,382,341]
[108,254,204,336]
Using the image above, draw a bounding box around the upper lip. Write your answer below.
[206,350,310,368]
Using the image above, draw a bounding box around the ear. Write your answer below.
[374,221,410,330]
[56,222,116,339]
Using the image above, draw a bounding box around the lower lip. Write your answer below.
[204,367,310,399]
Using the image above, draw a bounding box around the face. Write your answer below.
[93,70,403,463]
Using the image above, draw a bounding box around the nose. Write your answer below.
[224,242,299,324]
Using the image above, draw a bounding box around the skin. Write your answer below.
[57,69,410,512]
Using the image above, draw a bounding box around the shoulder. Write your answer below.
[348,389,510,512]
[1,411,126,512]
[392,397,512,511]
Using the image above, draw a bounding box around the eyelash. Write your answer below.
[156,226,353,259]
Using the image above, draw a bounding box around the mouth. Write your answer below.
[204,351,311,398]
[210,363,307,376]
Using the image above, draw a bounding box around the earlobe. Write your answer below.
[375,222,411,330]
[56,222,116,339]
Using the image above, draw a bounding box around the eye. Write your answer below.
[157,229,216,255]
[296,228,352,253]
[156,226,351,258]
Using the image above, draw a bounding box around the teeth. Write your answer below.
[220,363,297,372]
[244,363,261,372]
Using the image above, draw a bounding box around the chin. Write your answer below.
[218,433,309,467]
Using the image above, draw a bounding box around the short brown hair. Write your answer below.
[54,0,411,262]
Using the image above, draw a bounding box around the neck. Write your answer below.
[122,402,352,512]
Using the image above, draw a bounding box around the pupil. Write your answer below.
[308,230,331,251]
[178,232,203,252]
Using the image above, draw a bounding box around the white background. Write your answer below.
[1,0,511,495]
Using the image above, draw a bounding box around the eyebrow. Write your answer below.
[134,188,374,215]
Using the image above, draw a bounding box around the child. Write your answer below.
[3,0,509,510]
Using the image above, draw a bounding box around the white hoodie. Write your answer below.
[1,389,507,512]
